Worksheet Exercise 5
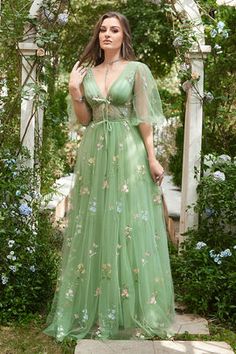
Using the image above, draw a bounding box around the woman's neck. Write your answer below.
[103,51,122,65]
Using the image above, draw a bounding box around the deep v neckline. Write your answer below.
[89,61,132,100]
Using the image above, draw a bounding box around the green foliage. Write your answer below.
[60,0,175,77]
[0,149,60,323]
[169,3,236,186]
[171,156,236,327]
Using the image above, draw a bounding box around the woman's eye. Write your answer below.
[100,28,106,32]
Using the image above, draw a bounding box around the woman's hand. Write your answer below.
[68,60,87,94]
[148,158,164,185]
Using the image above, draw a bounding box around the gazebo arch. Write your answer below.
[18,0,211,238]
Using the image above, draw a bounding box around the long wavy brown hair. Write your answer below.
[79,12,136,67]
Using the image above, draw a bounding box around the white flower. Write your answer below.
[210,28,217,38]
[8,240,15,248]
[7,251,17,261]
[204,92,214,103]
[217,154,231,163]
[180,63,190,72]
[173,36,183,47]
[233,245,236,250]
[57,12,69,25]
[26,246,35,253]
[222,30,229,38]
[213,171,225,182]
[9,265,17,272]
[196,241,207,250]
[217,21,225,32]
[29,265,36,272]
[1,275,8,285]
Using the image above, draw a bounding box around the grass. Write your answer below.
[0,316,235,354]
[0,317,76,354]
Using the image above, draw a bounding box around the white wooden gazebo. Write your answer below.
[19,0,214,238]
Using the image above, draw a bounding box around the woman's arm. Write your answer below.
[138,122,164,185]
[68,61,92,126]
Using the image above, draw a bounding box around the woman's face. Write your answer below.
[99,17,124,53]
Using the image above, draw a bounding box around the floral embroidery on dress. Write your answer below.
[65,288,74,300]
[154,232,161,241]
[148,291,158,304]
[153,193,162,204]
[102,179,109,189]
[116,243,122,256]
[101,263,112,279]
[89,243,98,257]
[112,155,119,163]
[88,157,96,166]
[124,225,132,239]
[77,263,85,279]
[82,309,88,323]
[137,164,146,176]
[116,201,122,213]
[107,307,116,321]
[94,287,102,296]
[121,181,129,193]
[96,135,105,150]
[121,287,129,299]
[88,200,97,213]
[134,210,149,221]
[80,186,90,196]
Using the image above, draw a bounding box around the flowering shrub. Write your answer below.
[171,155,236,326]
[0,149,60,323]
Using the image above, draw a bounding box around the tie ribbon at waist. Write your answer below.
[92,96,113,145]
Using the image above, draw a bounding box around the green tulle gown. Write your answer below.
[43,61,175,341]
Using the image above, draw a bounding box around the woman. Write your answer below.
[43,11,175,341]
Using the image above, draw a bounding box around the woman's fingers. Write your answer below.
[155,171,164,185]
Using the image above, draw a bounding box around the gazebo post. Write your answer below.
[18,0,43,168]
[179,46,211,243]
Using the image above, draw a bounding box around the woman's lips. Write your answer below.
[103,40,112,44]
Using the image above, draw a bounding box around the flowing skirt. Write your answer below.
[43,120,175,341]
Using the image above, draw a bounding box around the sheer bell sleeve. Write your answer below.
[131,62,166,127]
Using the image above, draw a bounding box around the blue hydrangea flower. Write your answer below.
[212,171,225,182]
[29,265,36,272]
[222,30,229,38]
[205,208,215,217]
[209,249,215,258]
[210,29,217,38]
[173,36,183,47]
[19,203,32,216]
[217,21,225,32]
[220,249,232,257]
[204,92,214,103]
[57,12,68,25]
[195,241,207,250]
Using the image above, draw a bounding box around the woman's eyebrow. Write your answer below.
[100,25,121,29]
